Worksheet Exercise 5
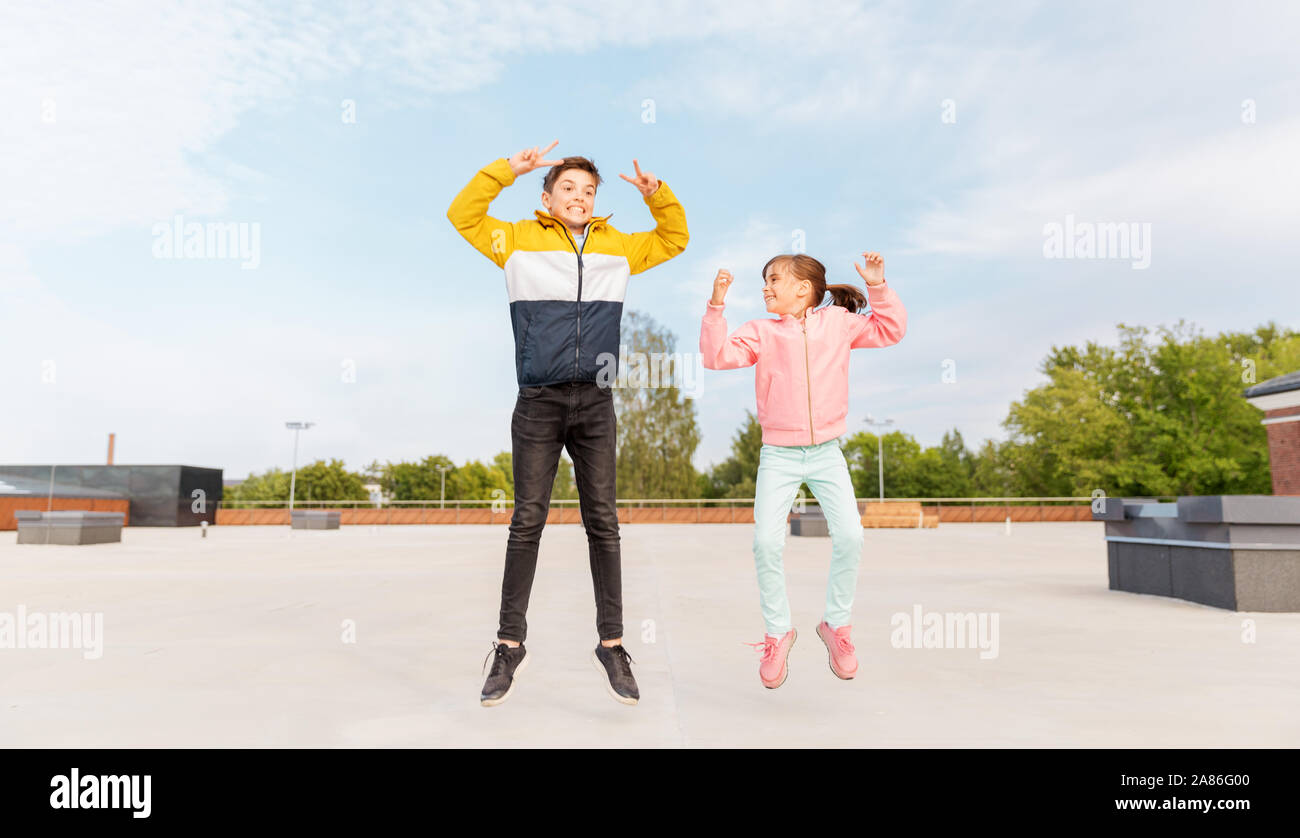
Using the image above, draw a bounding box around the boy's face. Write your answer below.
[541,168,598,231]
[763,262,813,316]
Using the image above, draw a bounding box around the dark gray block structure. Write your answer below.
[0,465,222,526]
[16,510,125,545]
[291,509,341,530]
[789,506,828,537]
[1094,495,1300,611]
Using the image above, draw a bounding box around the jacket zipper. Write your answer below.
[801,316,814,444]
[560,224,590,379]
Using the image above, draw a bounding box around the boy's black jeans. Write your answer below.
[498,380,622,643]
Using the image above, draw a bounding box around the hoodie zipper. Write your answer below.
[801,315,814,445]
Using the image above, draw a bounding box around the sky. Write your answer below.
[2,0,1299,481]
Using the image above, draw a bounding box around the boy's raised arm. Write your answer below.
[447,141,563,268]
[620,159,689,275]
[446,158,518,268]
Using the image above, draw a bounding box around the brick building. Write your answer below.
[1244,370,1300,495]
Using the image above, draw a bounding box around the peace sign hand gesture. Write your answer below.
[619,159,660,197]
[508,140,564,176]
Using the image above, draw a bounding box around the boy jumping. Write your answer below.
[447,140,689,706]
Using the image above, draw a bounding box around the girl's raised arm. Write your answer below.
[847,252,907,349]
[700,269,762,369]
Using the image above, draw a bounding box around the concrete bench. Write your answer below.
[861,501,938,529]
[291,509,341,530]
[1094,495,1300,611]
[16,510,125,545]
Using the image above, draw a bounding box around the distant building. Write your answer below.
[0,473,129,530]
[363,482,386,506]
[1244,370,1300,495]
[0,465,223,527]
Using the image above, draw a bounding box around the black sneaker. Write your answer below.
[592,643,639,705]
[480,642,528,707]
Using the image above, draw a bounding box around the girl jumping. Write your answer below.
[699,252,907,688]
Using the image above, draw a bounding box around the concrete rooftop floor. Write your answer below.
[2,521,1297,748]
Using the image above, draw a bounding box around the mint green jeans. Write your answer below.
[752,439,864,636]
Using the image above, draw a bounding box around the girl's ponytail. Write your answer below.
[825,283,867,314]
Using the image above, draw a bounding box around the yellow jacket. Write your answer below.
[447,158,689,386]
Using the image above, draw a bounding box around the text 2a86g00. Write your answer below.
[1121,775,1251,787]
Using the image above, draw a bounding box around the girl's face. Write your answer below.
[762,262,813,317]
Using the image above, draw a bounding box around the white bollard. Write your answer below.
[200,520,208,538]
[1004,515,1011,535]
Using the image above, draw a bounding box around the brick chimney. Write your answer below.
[1244,371,1300,495]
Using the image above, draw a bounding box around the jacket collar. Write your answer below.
[777,304,827,323]
[534,209,613,234]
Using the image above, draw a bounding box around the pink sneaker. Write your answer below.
[816,621,858,679]
[747,628,796,688]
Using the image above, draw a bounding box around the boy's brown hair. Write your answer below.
[762,254,867,314]
[542,156,604,194]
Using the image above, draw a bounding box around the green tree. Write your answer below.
[699,410,762,498]
[360,459,385,484]
[226,460,368,503]
[843,430,922,498]
[1004,320,1298,497]
[552,456,577,500]
[383,455,455,501]
[380,452,570,503]
[970,438,1018,496]
[612,310,702,498]
[290,459,370,502]
[223,468,291,502]
[492,451,514,495]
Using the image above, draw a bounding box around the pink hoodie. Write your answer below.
[699,281,907,446]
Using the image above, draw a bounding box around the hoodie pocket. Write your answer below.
[759,370,800,431]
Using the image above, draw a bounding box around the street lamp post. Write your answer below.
[864,414,895,501]
[435,463,452,509]
[285,421,315,513]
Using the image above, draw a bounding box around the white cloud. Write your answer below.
[4,0,1299,479]
[2,0,802,243]
[902,119,1300,259]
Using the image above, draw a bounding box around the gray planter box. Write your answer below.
[790,507,828,537]
[1094,495,1300,611]
[16,510,125,545]
[291,510,341,530]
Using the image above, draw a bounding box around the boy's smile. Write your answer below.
[541,168,598,235]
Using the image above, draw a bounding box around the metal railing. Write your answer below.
[217,496,1138,511]
[215,495,1149,525]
